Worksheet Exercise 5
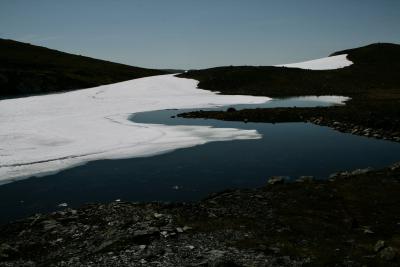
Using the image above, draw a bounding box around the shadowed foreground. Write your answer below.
[1,164,400,266]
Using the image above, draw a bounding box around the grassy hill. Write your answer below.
[0,39,166,97]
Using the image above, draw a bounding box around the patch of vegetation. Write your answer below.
[0,39,166,97]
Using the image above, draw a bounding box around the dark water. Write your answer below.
[1,98,400,224]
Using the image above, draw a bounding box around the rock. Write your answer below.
[176,227,184,233]
[267,176,285,185]
[209,259,241,267]
[390,162,400,171]
[42,219,59,231]
[190,261,208,266]
[350,168,373,176]
[154,213,163,218]
[227,107,236,112]
[379,246,397,261]
[92,239,118,253]
[183,226,193,231]
[161,231,168,237]
[69,209,78,215]
[328,173,339,180]
[297,176,314,183]
[374,240,385,252]
[206,249,239,267]
[0,243,18,259]
[362,226,374,234]
[58,202,68,207]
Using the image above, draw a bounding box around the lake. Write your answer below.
[1,97,399,223]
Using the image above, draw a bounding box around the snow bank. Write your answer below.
[277,54,353,70]
[0,74,270,184]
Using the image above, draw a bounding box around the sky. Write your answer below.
[1,0,399,69]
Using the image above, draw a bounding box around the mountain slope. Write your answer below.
[178,43,400,136]
[178,43,400,98]
[0,39,166,97]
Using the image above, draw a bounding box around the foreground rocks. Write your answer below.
[1,164,400,266]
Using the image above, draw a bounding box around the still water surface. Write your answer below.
[1,97,399,223]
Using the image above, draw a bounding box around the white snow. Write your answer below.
[277,54,353,70]
[0,74,270,184]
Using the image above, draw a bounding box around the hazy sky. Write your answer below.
[1,0,399,69]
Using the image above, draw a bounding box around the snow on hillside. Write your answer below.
[0,74,270,183]
[277,54,353,70]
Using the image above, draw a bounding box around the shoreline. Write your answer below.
[1,163,400,266]
[179,106,400,143]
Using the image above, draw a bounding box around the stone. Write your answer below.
[363,227,374,234]
[379,246,397,261]
[374,240,385,252]
[297,176,314,183]
[183,226,193,231]
[209,259,241,267]
[92,239,118,253]
[227,107,236,112]
[42,219,59,231]
[267,176,285,185]
[390,162,400,171]
[350,168,373,176]
[153,213,163,218]
[0,243,18,259]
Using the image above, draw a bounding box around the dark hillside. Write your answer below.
[178,43,400,130]
[0,39,166,97]
[178,43,400,98]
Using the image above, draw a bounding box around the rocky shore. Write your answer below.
[1,163,400,266]
[179,106,400,143]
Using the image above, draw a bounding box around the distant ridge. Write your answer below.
[178,42,400,98]
[0,39,166,98]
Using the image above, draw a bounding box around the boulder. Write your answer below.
[379,246,397,261]
[296,176,314,183]
[374,240,385,253]
[267,176,285,185]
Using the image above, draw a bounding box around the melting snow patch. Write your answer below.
[0,74,269,184]
[277,54,353,70]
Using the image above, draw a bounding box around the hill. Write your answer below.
[178,43,400,138]
[178,43,400,98]
[0,39,166,97]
